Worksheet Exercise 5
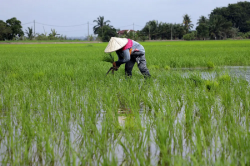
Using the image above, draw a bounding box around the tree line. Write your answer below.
[1,1,250,41]
[0,18,23,40]
[94,1,250,41]
[0,18,66,41]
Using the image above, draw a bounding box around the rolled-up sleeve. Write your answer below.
[115,49,130,66]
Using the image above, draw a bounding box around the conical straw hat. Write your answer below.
[104,37,128,53]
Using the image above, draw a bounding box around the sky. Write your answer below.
[1,0,247,37]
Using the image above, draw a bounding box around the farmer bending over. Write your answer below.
[105,37,151,78]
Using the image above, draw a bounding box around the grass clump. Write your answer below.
[207,61,215,69]
[164,65,171,70]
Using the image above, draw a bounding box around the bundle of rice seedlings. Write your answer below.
[102,53,114,63]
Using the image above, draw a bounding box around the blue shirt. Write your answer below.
[115,40,145,66]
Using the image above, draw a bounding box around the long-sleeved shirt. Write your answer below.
[115,40,145,66]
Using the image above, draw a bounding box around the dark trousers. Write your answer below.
[125,54,151,77]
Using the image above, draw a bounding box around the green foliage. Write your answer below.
[207,61,215,68]
[141,21,185,40]
[93,16,112,39]
[124,116,142,130]
[142,20,159,40]
[25,27,34,40]
[48,29,60,40]
[99,26,117,42]
[0,20,12,41]
[127,31,134,39]
[218,74,231,83]
[183,33,195,40]
[136,31,147,41]
[210,1,250,33]
[139,35,147,42]
[196,16,209,40]
[189,74,203,86]
[209,15,232,40]
[183,14,194,34]
[120,30,137,40]
[148,65,160,70]
[36,34,48,40]
[102,53,114,63]
[92,16,116,42]
[133,32,139,41]
[164,65,171,70]
[237,31,250,39]
[205,80,219,91]
[192,2,250,39]
[5,17,24,40]
[35,31,67,41]
[88,35,94,41]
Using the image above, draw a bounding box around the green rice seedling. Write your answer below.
[207,61,215,69]
[148,65,160,70]
[164,65,171,70]
[102,53,114,63]
[205,80,219,91]
[218,74,231,83]
[0,41,250,165]
[189,73,203,87]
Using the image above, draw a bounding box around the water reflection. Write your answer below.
[177,66,250,82]
[118,116,126,126]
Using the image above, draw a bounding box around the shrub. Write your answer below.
[139,35,147,42]
[88,35,94,41]
[183,33,195,41]
[237,31,250,39]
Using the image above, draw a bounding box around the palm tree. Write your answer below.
[183,14,194,34]
[50,29,59,37]
[142,20,159,40]
[197,16,208,25]
[196,16,209,40]
[25,27,33,40]
[209,15,232,39]
[93,16,111,37]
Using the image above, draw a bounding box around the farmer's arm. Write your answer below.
[115,49,130,66]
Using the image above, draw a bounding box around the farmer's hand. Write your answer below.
[113,62,119,71]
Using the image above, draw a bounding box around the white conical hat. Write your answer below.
[104,37,128,53]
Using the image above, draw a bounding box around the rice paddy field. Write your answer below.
[0,40,250,165]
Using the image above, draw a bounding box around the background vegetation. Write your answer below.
[93,1,250,41]
[1,1,250,42]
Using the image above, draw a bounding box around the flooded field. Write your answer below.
[179,66,250,82]
[0,41,250,165]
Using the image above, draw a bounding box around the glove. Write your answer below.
[112,62,119,71]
